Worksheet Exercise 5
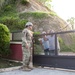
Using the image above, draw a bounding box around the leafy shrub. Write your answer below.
[0,0,16,12]
[58,37,63,44]
[34,44,43,55]
[33,32,44,54]
[33,31,41,36]
[8,0,17,4]
[0,17,28,31]
[59,37,72,52]
[0,23,10,57]
[33,32,41,45]
[60,42,72,52]
[3,5,12,11]
[16,19,28,30]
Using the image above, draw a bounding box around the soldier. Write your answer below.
[21,22,34,71]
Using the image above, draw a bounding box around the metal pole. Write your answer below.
[55,34,58,55]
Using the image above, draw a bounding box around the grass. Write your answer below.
[60,44,72,52]
[19,12,57,19]
[0,58,22,68]
[19,12,48,19]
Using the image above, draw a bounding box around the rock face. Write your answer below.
[17,0,71,32]
[17,0,75,50]
[17,0,51,12]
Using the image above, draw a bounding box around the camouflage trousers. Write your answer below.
[22,41,33,67]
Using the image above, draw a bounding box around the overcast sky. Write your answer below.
[51,0,75,21]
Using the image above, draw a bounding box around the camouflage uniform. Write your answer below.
[22,28,33,67]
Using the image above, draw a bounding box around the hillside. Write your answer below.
[0,0,75,52]
[17,0,71,32]
[16,0,75,53]
[17,0,51,13]
[0,0,71,31]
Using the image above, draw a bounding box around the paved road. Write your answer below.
[0,68,75,75]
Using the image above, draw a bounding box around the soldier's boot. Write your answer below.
[28,62,34,70]
[20,66,31,71]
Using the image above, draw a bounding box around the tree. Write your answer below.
[38,0,52,9]
[67,17,75,30]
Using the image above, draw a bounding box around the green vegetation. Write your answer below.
[60,42,72,52]
[0,0,5,9]
[37,0,52,9]
[0,11,56,31]
[0,23,10,57]
[50,11,57,16]
[34,44,43,55]
[0,0,56,31]
[67,17,75,30]
[33,31,41,36]
[0,0,17,12]
[0,0,19,31]
[0,58,22,68]
[20,0,29,5]
[20,12,49,19]
[33,32,43,55]
[59,37,75,52]
[19,12,57,19]
[38,0,52,4]
[33,32,41,45]
[0,16,28,31]
[0,0,28,31]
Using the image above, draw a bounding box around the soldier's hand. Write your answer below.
[26,44,28,49]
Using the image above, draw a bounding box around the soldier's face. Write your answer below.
[29,26,33,30]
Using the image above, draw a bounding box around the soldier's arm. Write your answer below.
[24,32,27,43]
[24,30,29,49]
[22,30,28,45]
